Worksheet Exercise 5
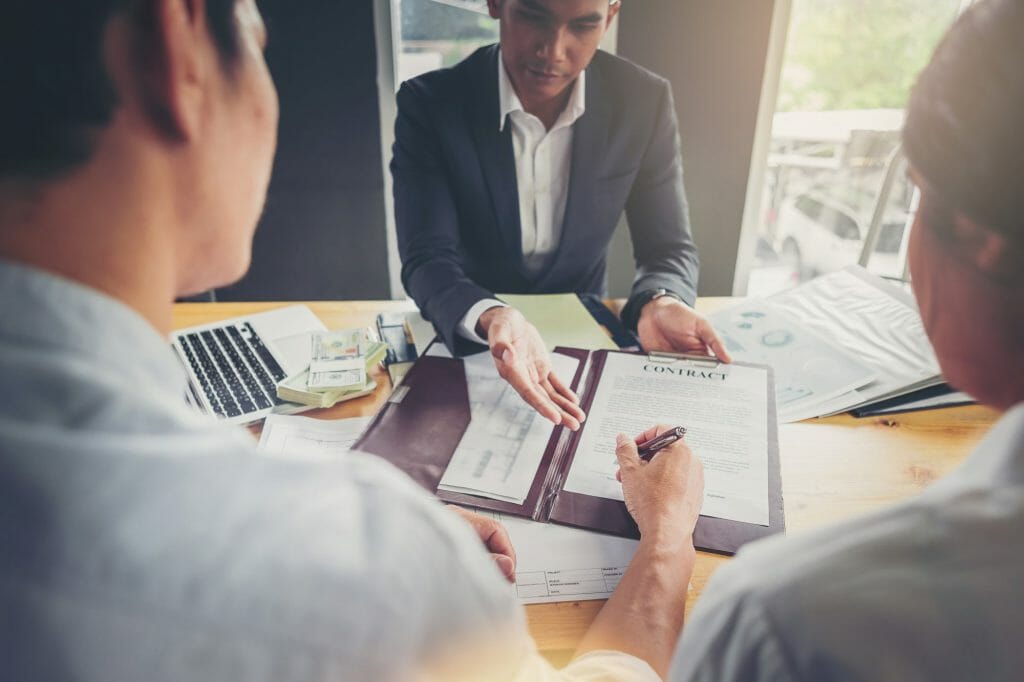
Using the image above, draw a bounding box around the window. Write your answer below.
[743,0,967,295]
[392,0,498,85]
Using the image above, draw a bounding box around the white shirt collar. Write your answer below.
[498,50,586,132]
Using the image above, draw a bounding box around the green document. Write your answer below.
[499,293,618,352]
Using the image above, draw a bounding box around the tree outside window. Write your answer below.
[747,0,962,296]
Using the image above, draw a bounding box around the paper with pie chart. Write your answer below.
[709,300,876,422]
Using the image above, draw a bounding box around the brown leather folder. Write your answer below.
[354,347,785,555]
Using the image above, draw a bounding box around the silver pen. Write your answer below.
[637,425,688,461]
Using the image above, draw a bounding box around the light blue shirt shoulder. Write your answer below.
[0,261,524,682]
[672,404,1024,682]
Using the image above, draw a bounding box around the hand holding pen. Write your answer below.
[637,425,687,461]
[615,424,705,539]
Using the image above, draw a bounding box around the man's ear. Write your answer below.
[952,212,1020,282]
[606,1,621,26]
[117,0,211,143]
[486,0,502,21]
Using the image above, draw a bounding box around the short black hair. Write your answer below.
[903,0,1023,243]
[0,0,240,180]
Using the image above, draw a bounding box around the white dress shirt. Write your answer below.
[457,54,587,345]
[671,401,1024,682]
[0,259,656,682]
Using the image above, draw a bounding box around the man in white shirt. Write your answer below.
[670,2,1024,679]
[392,0,731,433]
[0,1,705,679]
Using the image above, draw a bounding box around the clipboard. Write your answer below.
[354,348,785,555]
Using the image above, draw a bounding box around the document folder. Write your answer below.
[355,348,785,555]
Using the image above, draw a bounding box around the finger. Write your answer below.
[700,322,733,363]
[479,518,516,566]
[541,378,586,427]
[449,506,517,568]
[546,390,586,429]
[545,373,586,424]
[549,403,580,431]
[492,346,564,425]
[633,423,673,445]
[492,553,516,583]
[503,361,563,425]
[547,371,580,404]
[615,432,642,473]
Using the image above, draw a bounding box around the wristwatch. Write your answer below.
[621,288,684,332]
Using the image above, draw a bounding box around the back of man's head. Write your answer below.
[904,0,1024,263]
[902,0,1024,409]
[0,0,240,181]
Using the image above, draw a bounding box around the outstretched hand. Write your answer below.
[637,297,732,362]
[478,306,586,430]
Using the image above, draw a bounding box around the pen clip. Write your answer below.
[646,351,722,368]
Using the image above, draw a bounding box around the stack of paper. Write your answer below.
[711,266,942,422]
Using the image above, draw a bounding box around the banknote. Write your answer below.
[307,358,365,391]
[277,340,388,408]
[310,329,363,370]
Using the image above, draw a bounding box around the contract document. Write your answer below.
[562,352,771,526]
[355,347,783,554]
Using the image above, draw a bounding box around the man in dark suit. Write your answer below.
[392,0,729,428]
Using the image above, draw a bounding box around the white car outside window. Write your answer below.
[776,191,906,280]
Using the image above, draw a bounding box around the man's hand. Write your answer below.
[615,425,705,541]
[448,505,517,582]
[637,296,732,362]
[478,306,586,430]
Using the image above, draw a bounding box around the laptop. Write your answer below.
[171,305,327,425]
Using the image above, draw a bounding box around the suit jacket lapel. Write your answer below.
[469,46,523,264]
[537,62,611,288]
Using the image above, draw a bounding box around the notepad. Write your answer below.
[499,293,619,351]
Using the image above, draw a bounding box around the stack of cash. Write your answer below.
[309,329,366,391]
[276,329,388,409]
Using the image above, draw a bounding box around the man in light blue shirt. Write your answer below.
[671,2,1024,680]
[0,1,706,679]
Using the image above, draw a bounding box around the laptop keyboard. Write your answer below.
[177,322,288,419]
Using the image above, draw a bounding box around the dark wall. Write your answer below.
[218,0,390,301]
[616,1,775,296]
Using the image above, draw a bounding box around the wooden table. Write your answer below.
[173,299,1000,661]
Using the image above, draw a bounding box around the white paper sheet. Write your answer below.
[475,510,639,604]
[562,353,771,526]
[708,298,877,423]
[257,414,372,460]
[437,352,581,504]
[768,267,942,417]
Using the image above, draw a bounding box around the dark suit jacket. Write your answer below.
[392,45,699,355]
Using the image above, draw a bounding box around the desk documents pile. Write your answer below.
[276,329,387,409]
[709,266,944,422]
